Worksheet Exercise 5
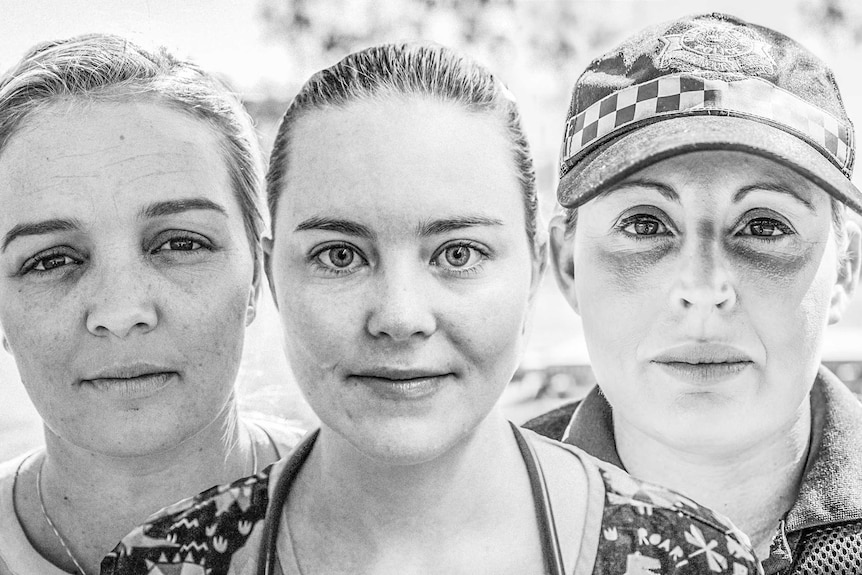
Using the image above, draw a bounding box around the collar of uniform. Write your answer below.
[562,385,624,469]
[785,365,862,532]
[762,366,862,573]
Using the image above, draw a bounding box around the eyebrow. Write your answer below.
[293,215,505,239]
[139,198,229,219]
[416,216,504,236]
[294,217,375,238]
[733,183,815,211]
[1,198,229,253]
[2,218,81,252]
[599,179,680,203]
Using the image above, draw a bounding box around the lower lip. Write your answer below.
[653,361,752,384]
[350,375,449,400]
[84,373,176,399]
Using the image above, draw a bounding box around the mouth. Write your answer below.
[651,344,753,383]
[348,369,452,400]
[81,365,178,399]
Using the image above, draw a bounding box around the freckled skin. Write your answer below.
[569,151,840,452]
[0,100,256,457]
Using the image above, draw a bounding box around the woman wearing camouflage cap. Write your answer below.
[526,12,862,573]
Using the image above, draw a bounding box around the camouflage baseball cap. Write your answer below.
[558,12,862,215]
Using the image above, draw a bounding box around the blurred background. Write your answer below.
[2,0,862,460]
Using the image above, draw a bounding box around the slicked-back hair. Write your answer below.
[266,42,539,250]
[0,33,264,261]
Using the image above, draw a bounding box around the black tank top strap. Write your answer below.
[510,421,566,575]
[258,429,319,575]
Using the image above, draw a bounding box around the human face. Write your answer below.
[267,97,540,465]
[0,100,257,457]
[552,151,860,453]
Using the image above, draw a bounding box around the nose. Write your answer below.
[365,263,436,341]
[85,259,158,338]
[670,233,737,313]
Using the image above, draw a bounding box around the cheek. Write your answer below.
[739,241,836,362]
[0,287,81,381]
[278,280,357,375]
[729,241,813,285]
[443,265,535,384]
[575,245,669,348]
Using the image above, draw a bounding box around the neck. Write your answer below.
[19,403,255,575]
[615,402,811,560]
[290,410,536,563]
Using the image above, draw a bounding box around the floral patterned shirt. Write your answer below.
[101,428,762,575]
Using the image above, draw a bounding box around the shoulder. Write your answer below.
[522,433,761,574]
[101,465,276,575]
[244,414,306,457]
[0,452,29,483]
[521,400,580,440]
[593,462,761,574]
[0,452,69,575]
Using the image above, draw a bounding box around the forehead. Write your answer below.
[278,97,524,229]
[0,99,236,221]
[598,150,829,211]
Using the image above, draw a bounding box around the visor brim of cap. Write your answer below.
[558,115,862,216]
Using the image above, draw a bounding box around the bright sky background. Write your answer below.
[0,0,289,95]
[0,0,819,95]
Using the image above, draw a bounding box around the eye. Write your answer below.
[32,254,77,272]
[619,214,670,237]
[149,232,215,262]
[737,217,794,238]
[431,242,488,273]
[313,244,367,273]
[21,248,82,275]
[157,237,202,251]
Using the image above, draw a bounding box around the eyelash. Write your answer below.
[615,212,796,244]
[149,232,212,255]
[734,216,796,241]
[18,232,213,277]
[309,242,367,276]
[430,241,491,276]
[616,213,673,241]
[20,247,83,276]
[308,240,492,277]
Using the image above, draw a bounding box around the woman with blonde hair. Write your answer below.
[0,34,299,575]
[526,13,862,572]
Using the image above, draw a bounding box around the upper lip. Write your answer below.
[651,343,753,365]
[82,363,177,381]
[351,368,450,381]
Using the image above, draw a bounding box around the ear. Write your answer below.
[263,236,278,310]
[549,213,580,315]
[246,244,263,326]
[829,219,862,324]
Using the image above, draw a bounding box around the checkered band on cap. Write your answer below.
[561,73,854,178]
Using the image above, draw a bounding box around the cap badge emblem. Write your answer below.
[657,22,775,80]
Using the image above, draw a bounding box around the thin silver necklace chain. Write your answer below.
[34,429,259,575]
[36,454,88,575]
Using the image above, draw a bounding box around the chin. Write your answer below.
[342,417,473,467]
[652,401,762,454]
[71,412,204,458]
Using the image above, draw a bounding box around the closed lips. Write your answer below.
[351,369,450,381]
[651,344,752,365]
[82,363,177,383]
